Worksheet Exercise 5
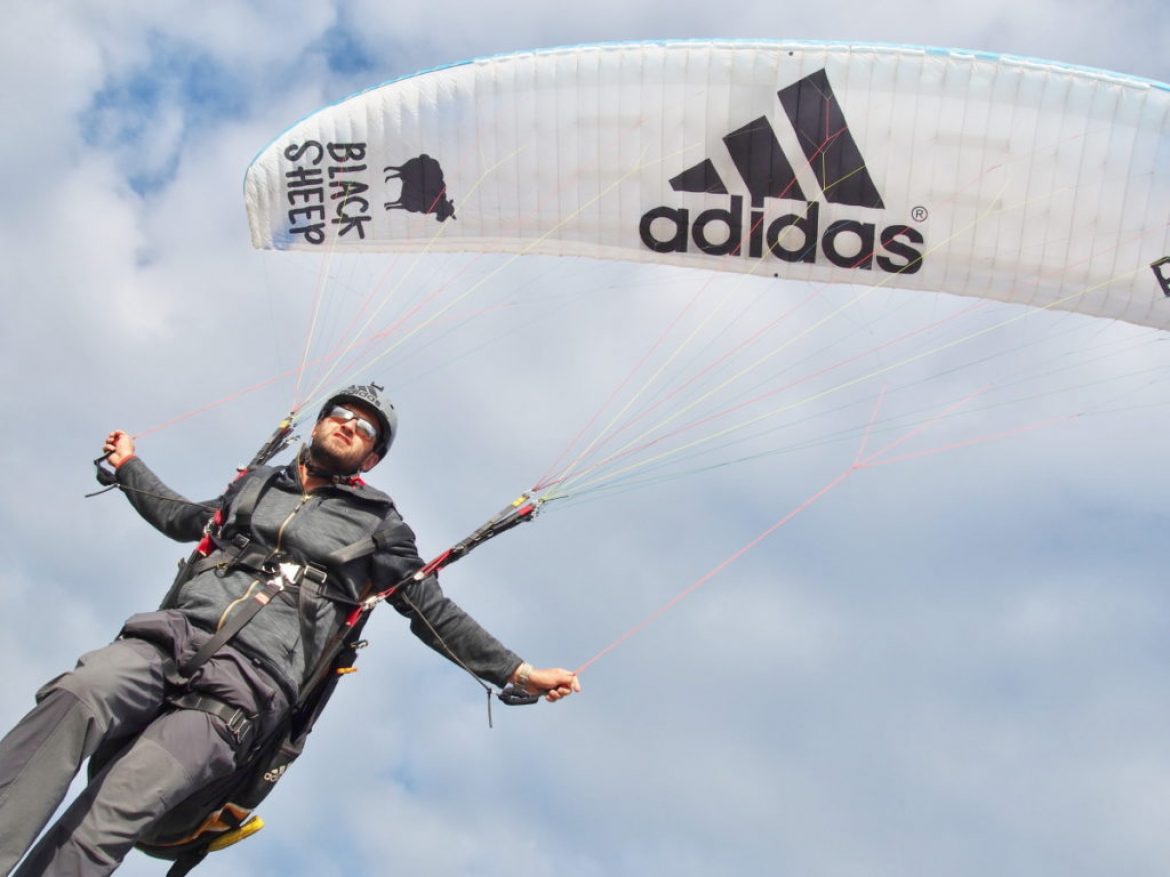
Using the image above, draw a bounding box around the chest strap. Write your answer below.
[185,540,329,589]
[322,515,406,567]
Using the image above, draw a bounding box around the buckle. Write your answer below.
[225,707,250,738]
[269,561,327,589]
[301,564,328,586]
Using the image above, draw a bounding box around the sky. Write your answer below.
[1,3,1169,876]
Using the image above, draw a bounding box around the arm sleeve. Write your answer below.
[393,573,523,688]
[114,457,220,542]
[370,516,523,688]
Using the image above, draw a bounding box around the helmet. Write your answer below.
[317,383,397,458]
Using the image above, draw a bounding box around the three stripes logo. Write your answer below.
[1153,257,1170,297]
[640,69,925,276]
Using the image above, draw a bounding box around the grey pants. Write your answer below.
[0,611,287,877]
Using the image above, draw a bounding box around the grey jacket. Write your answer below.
[115,456,522,698]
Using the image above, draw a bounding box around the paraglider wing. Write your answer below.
[244,40,1170,329]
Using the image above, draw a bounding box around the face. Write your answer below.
[309,403,382,474]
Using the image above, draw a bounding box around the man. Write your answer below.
[0,384,579,876]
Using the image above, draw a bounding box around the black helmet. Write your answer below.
[317,383,397,458]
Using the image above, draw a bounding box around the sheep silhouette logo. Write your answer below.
[384,154,456,222]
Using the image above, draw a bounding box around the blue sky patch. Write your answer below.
[318,16,378,78]
[80,32,248,194]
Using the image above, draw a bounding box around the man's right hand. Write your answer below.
[103,430,136,469]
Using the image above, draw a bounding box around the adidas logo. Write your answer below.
[1153,257,1170,297]
[639,69,924,276]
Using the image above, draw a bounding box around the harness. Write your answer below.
[159,465,398,739]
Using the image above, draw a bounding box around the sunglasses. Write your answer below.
[324,406,379,441]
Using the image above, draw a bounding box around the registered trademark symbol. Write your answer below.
[911,206,928,222]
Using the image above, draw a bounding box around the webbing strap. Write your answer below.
[168,692,254,743]
[165,853,206,877]
[322,516,403,567]
[185,543,266,579]
[226,467,280,535]
[323,535,376,567]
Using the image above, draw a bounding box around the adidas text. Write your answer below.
[639,198,925,275]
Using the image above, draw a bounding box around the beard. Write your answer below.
[306,435,366,476]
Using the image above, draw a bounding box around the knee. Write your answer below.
[37,640,166,734]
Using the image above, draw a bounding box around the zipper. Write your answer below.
[273,491,313,554]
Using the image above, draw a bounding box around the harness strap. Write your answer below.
[297,578,317,681]
[185,543,264,579]
[186,544,329,588]
[223,467,281,537]
[168,692,254,744]
[165,852,207,877]
[323,517,404,567]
